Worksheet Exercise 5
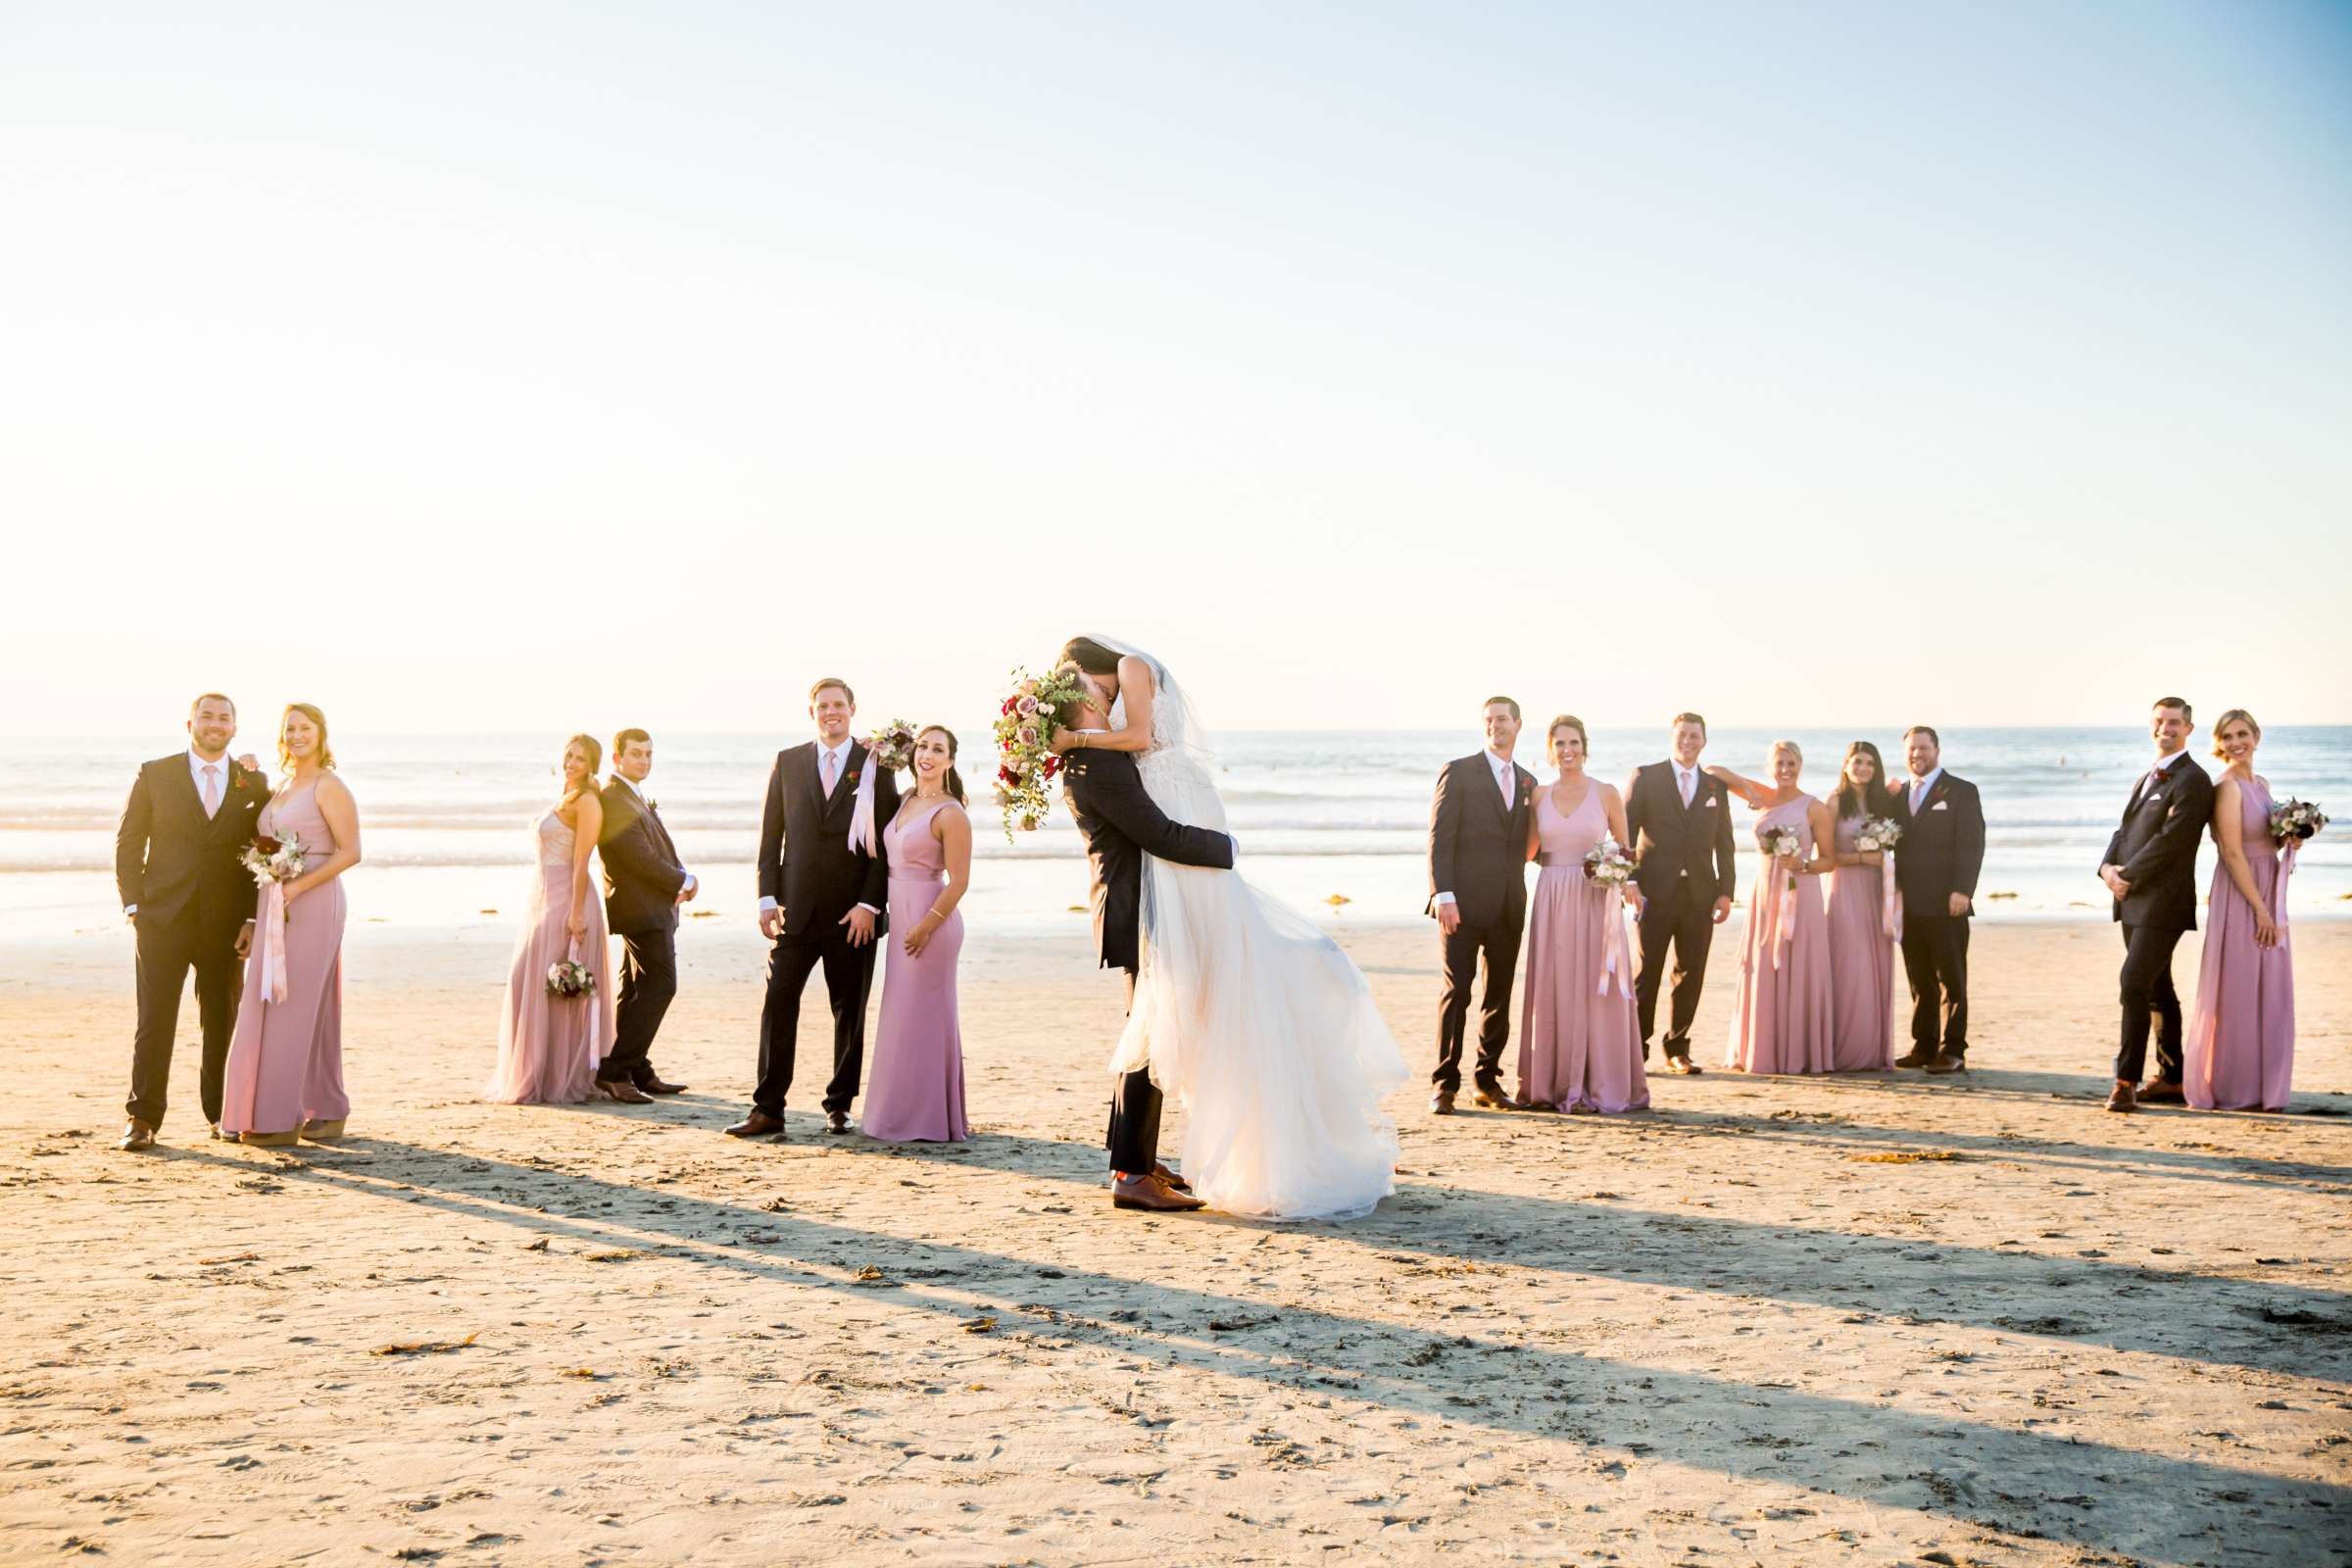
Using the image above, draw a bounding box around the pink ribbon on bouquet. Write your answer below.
[848,750,880,857]
[1882,849,1904,942]
[2273,839,2298,933]
[257,880,290,1004]
[1598,894,1635,1000]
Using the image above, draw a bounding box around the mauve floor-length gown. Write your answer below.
[220,784,348,1136]
[1515,784,1648,1112]
[1724,795,1834,1075]
[2184,774,2295,1110]
[861,797,969,1142]
[1824,813,1896,1071]
[484,809,614,1104]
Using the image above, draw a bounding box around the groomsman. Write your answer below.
[728,678,897,1140]
[2097,697,2215,1112]
[1891,726,1985,1074]
[1426,696,1537,1113]
[597,728,695,1102]
[1622,712,1738,1074]
[114,694,270,1151]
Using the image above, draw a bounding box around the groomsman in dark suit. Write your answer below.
[1426,697,1538,1113]
[1622,712,1738,1074]
[114,693,270,1151]
[597,727,695,1103]
[1891,725,1986,1074]
[728,678,898,1140]
[2096,697,2215,1112]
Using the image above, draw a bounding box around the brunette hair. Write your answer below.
[2210,708,2260,760]
[2154,696,2192,723]
[278,703,336,771]
[1545,713,1589,754]
[1058,638,1122,677]
[561,733,603,808]
[1830,740,1897,821]
[190,692,235,717]
[1671,710,1707,735]
[915,724,968,806]
[1484,695,1522,722]
[809,677,855,705]
[612,726,651,761]
[1903,724,1940,748]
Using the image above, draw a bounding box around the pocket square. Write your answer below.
[1930,801,1948,811]
[1703,798,1717,808]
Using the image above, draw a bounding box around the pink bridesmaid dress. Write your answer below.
[484,808,614,1104]
[2184,775,2295,1110]
[220,783,348,1137]
[1824,813,1896,1071]
[1515,784,1648,1112]
[1724,796,1834,1074]
[861,798,969,1142]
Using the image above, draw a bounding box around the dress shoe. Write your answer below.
[1666,1055,1703,1076]
[1471,1085,1518,1110]
[825,1110,852,1135]
[1923,1054,1967,1074]
[2105,1079,2137,1113]
[209,1122,224,1142]
[1429,1090,1456,1115]
[596,1079,655,1104]
[1111,1172,1205,1212]
[724,1110,785,1139]
[1892,1049,1934,1068]
[637,1077,687,1096]
[118,1118,157,1152]
[299,1118,346,1142]
[1152,1161,1192,1194]
[2138,1078,2186,1105]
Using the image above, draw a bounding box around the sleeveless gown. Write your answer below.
[1824,813,1896,1071]
[1515,784,1648,1112]
[862,797,970,1142]
[484,808,614,1104]
[220,784,348,1136]
[1109,692,1407,1221]
[1724,795,1835,1074]
[2184,775,2295,1110]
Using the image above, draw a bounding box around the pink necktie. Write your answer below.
[1496,764,1511,809]
[202,764,220,818]
[1679,770,1693,808]
[822,750,838,797]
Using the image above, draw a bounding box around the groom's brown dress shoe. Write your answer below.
[596,1079,655,1104]
[1471,1086,1518,1110]
[1430,1090,1456,1115]
[638,1077,687,1096]
[1152,1162,1192,1194]
[1666,1056,1703,1076]
[1112,1173,1205,1212]
[724,1110,785,1139]
[2138,1078,2185,1105]
[2105,1080,2137,1113]
[118,1119,156,1152]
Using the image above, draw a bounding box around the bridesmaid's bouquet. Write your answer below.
[864,720,918,773]
[2269,798,2328,845]
[240,831,307,887]
[1583,835,1637,888]
[1853,815,1904,853]
[993,666,1089,841]
[546,958,596,999]
[1760,824,1804,890]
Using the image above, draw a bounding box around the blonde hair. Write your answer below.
[561,732,603,808]
[2210,708,2260,760]
[1768,738,1803,766]
[278,703,336,771]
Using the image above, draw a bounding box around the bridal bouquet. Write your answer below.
[546,958,596,999]
[864,719,918,774]
[240,831,307,887]
[1760,824,1804,889]
[993,666,1089,840]
[2269,798,2328,845]
[1583,835,1637,888]
[1853,815,1904,853]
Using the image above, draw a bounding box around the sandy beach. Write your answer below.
[3,913,2347,1566]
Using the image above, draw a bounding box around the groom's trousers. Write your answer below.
[1434,918,1520,1095]
[1105,971,1164,1173]
[756,927,877,1117]
[126,906,241,1129]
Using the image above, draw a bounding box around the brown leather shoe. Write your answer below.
[1892,1049,1934,1068]
[2105,1079,2137,1113]
[723,1109,785,1139]
[596,1079,655,1104]
[1471,1085,1518,1110]
[825,1110,852,1134]
[1923,1054,1967,1074]
[1152,1161,1192,1194]
[637,1077,687,1096]
[118,1118,156,1152]
[1112,1172,1205,1212]
[2138,1078,2185,1105]
[1430,1089,1456,1115]
[1666,1056,1703,1076]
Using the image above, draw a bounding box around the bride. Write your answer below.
[1053,636,1406,1221]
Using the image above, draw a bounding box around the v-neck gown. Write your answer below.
[484,808,614,1104]
[220,785,348,1136]
[1515,784,1648,1112]
[2184,775,2295,1110]
[862,798,970,1142]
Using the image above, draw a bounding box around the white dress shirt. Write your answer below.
[614,772,694,897]
[1673,761,1698,808]
[2132,748,2191,805]
[1907,766,1943,810]
[760,738,874,915]
[1433,751,1518,909]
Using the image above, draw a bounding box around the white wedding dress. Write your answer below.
[1098,639,1407,1221]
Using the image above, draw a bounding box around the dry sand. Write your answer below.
[2,912,2348,1566]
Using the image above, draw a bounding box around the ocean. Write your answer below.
[7,727,2346,941]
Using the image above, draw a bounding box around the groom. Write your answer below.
[1060,681,1235,1213]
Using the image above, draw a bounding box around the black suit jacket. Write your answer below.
[1062,749,1235,973]
[598,778,688,937]
[2101,756,2213,932]
[1892,771,1987,920]
[115,753,268,932]
[1426,753,1537,933]
[757,742,896,944]
[1623,760,1738,907]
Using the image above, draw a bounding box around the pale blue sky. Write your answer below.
[4,1,2347,736]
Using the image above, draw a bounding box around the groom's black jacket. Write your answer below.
[598,778,688,938]
[2100,758,2212,932]
[115,754,267,932]
[758,740,897,944]
[1063,749,1234,973]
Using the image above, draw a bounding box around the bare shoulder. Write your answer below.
[317,771,358,808]
[1119,654,1156,695]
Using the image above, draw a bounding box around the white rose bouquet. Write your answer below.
[546,958,596,999]
[2269,798,2328,846]
[1582,835,1637,888]
[1853,815,1904,854]
[1760,824,1804,890]
[239,830,307,887]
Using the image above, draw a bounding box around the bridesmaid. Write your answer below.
[485,735,618,1106]
[220,704,361,1146]
[1707,742,1835,1075]
[861,725,973,1142]
[1819,741,1900,1071]
[2184,710,2295,1111]
[1514,715,1647,1113]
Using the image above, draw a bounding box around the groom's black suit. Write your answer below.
[598,776,688,1088]
[116,752,268,1129]
[754,741,897,1118]
[1426,751,1537,1098]
[1062,747,1235,1174]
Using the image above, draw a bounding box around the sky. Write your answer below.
[4,0,2348,739]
